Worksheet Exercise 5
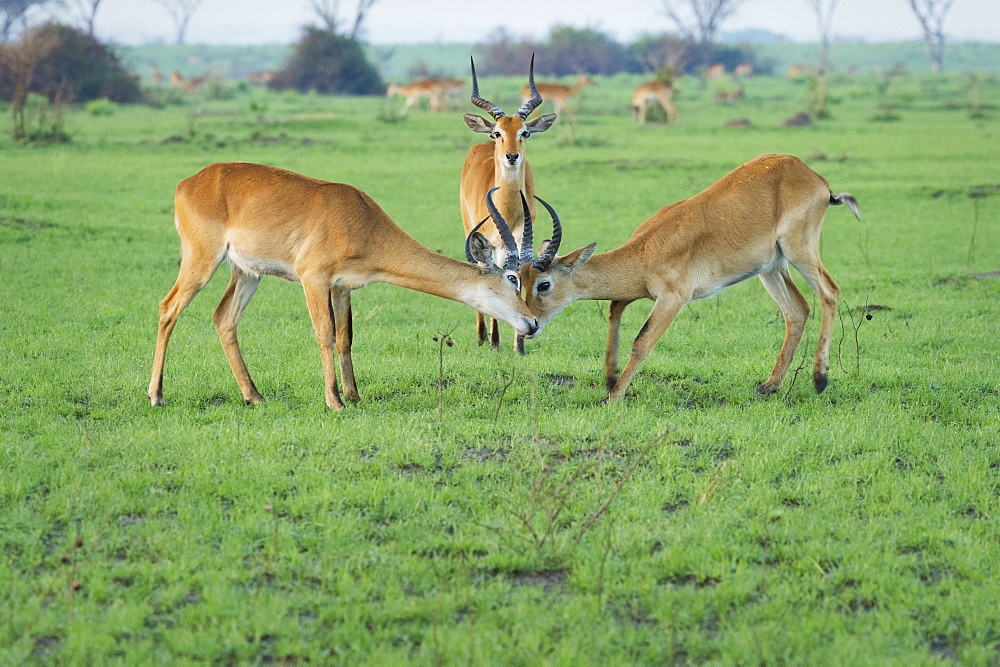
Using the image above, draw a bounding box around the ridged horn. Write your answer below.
[518,191,534,265]
[516,53,542,119]
[531,194,562,270]
[485,187,521,271]
[470,57,505,121]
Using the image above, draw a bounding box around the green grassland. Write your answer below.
[1,70,998,662]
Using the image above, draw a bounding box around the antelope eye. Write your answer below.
[537,281,551,293]
[506,274,520,287]
[490,132,500,139]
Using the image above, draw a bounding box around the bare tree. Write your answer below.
[1,0,53,42]
[61,0,103,35]
[149,0,205,45]
[806,0,838,73]
[306,0,379,39]
[660,0,746,45]
[905,0,956,73]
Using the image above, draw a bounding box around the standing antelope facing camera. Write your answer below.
[521,154,861,404]
[460,55,557,352]
[522,74,595,118]
[632,81,678,124]
[149,162,538,410]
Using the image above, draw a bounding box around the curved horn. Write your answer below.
[518,191,533,266]
[531,194,562,269]
[485,187,520,271]
[516,53,543,119]
[470,57,505,121]
[464,214,490,263]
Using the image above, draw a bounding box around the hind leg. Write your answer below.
[786,253,840,393]
[149,245,224,406]
[330,290,359,403]
[756,267,810,395]
[212,266,263,404]
[301,275,344,409]
[489,317,501,348]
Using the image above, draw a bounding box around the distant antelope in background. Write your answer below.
[522,74,595,118]
[704,63,725,78]
[632,81,678,124]
[522,154,861,404]
[386,79,448,113]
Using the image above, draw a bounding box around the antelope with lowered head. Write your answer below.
[521,154,861,403]
[632,81,678,124]
[522,74,596,119]
[460,55,557,352]
[149,162,538,409]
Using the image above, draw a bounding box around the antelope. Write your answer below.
[704,63,725,78]
[632,81,678,124]
[435,77,465,111]
[787,63,806,78]
[733,63,753,77]
[247,70,275,86]
[716,87,743,103]
[521,74,595,118]
[169,70,184,88]
[386,79,445,114]
[521,154,861,404]
[184,74,207,92]
[461,55,557,352]
[148,162,538,410]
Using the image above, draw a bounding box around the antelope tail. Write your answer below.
[830,192,861,221]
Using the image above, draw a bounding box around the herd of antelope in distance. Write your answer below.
[384,61,771,124]
[151,56,861,409]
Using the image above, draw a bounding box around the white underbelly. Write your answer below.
[225,246,299,281]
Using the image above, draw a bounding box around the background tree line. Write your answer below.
[476,25,766,77]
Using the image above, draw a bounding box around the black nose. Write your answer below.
[525,320,539,337]
[505,153,519,164]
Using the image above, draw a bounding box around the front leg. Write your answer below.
[605,300,634,391]
[605,294,684,404]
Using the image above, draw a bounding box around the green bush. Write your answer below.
[86,97,115,116]
[269,27,383,96]
[0,22,142,104]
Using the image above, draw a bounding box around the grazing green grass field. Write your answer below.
[1,71,998,662]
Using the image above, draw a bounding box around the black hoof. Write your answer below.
[813,373,828,393]
[756,383,777,396]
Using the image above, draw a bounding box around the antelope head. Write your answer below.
[478,188,583,338]
[465,187,525,291]
[518,195,598,336]
[464,55,557,170]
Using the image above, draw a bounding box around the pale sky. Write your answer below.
[59,0,1000,45]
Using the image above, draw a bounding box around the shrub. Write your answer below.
[0,23,141,104]
[86,97,115,116]
[269,27,383,96]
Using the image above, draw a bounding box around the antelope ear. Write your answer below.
[464,114,495,134]
[559,243,597,269]
[525,113,557,134]
[468,232,498,270]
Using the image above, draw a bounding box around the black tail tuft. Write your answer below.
[830,192,861,221]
